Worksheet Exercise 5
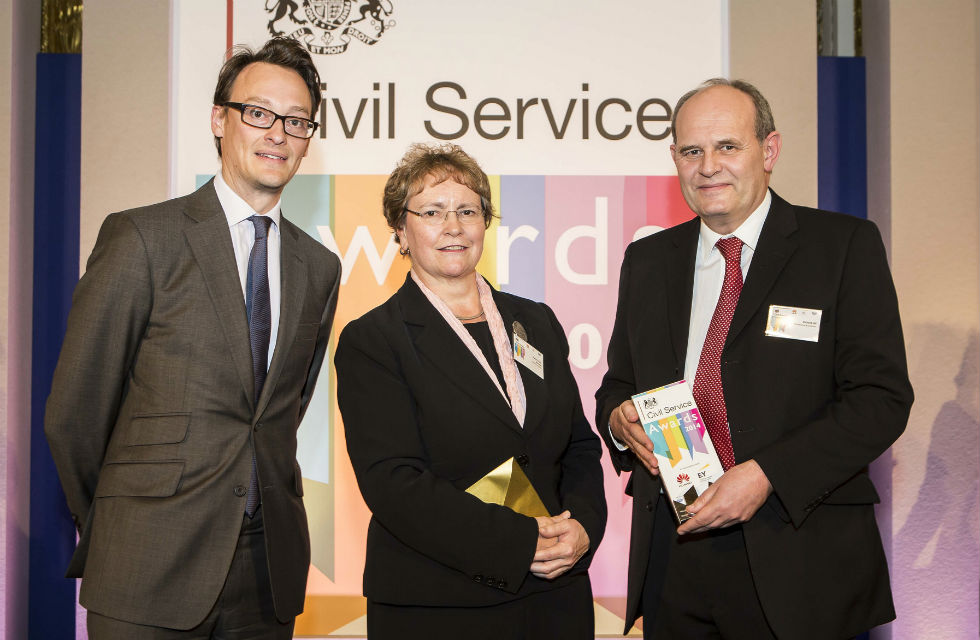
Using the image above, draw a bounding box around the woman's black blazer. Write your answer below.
[336,274,606,606]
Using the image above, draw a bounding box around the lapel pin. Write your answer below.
[512,321,527,341]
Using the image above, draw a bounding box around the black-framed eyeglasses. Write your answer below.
[221,102,319,139]
[404,207,485,226]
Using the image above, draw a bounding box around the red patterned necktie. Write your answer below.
[692,237,743,470]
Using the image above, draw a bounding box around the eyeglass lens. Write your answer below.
[408,208,484,225]
[236,104,316,139]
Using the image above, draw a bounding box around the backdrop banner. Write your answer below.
[174,2,725,635]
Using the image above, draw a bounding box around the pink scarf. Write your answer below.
[411,270,526,426]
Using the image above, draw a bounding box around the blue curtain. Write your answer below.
[30,52,82,639]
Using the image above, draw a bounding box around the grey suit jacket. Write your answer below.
[44,180,341,629]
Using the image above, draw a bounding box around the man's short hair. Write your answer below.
[212,37,322,156]
[671,78,775,143]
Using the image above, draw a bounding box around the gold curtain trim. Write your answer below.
[42,0,83,54]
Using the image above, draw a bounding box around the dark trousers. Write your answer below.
[87,507,294,640]
[367,573,594,640]
[641,498,776,640]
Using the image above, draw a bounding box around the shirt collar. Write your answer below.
[213,172,282,229]
[698,189,771,260]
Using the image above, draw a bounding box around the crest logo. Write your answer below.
[266,0,395,55]
[642,397,658,410]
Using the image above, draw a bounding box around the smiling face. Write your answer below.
[210,62,312,213]
[396,176,486,288]
[670,85,781,235]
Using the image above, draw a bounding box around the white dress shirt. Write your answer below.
[684,189,771,383]
[611,190,772,450]
[213,172,282,370]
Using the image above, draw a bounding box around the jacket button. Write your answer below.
[516,455,530,468]
[644,501,654,512]
[497,581,507,589]
[473,575,483,583]
[234,485,247,497]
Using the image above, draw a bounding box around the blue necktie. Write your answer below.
[245,215,272,517]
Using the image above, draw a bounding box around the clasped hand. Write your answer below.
[530,511,589,580]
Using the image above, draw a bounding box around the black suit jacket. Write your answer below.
[44,181,341,629]
[596,191,913,639]
[336,274,606,606]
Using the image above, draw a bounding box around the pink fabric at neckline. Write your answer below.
[410,270,526,426]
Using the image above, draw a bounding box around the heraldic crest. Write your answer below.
[266,0,395,55]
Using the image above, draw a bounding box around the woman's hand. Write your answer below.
[530,510,590,580]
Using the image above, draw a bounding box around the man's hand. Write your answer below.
[677,459,773,535]
[530,511,590,580]
[610,400,659,476]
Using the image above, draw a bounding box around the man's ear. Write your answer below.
[211,104,226,139]
[762,131,782,172]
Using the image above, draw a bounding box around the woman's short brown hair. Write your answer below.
[383,143,496,244]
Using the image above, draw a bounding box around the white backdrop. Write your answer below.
[171,2,725,636]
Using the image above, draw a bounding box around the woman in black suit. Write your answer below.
[335,143,606,639]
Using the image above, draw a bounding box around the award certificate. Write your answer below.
[631,381,725,524]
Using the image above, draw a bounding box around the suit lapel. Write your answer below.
[183,181,257,408]
[491,290,546,435]
[666,219,700,370]
[727,192,799,345]
[257,217,307,417]
[399,278,523,434]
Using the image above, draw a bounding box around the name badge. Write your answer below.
[513,335,544,379]
[765,305,822,342]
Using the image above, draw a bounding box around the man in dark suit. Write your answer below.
[596,78,913,639]
[44,38,340,638]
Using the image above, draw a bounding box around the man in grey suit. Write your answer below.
[45,37,341,638]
